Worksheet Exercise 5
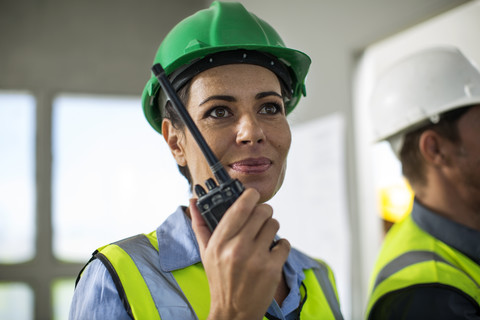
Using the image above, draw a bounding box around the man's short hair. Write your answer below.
[399,105,474,187]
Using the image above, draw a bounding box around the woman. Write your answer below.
[70,2,343,319]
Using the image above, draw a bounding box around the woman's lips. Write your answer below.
[229,158,272,173]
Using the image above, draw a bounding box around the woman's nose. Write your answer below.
[236,115,265,145]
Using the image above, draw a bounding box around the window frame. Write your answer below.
[0,92,84,319]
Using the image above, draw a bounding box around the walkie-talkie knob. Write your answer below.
[194,184,207,197]
[205,178,217,190]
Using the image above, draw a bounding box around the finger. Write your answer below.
[269,238,291,263]
[254,216,280,249]
[240,203,274,242]
[189,198,212,254]
[214,188,260,239]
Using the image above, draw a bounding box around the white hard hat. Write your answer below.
[370,46,480,147]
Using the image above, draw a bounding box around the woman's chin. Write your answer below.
[240,182,277,203]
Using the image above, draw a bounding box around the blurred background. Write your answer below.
[1,0,479,319]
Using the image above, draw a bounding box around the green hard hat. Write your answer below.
[142,1,311,134]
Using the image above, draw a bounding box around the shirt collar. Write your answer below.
[412,199,480,264]
[156,206,201,272]
[155,206,319,272]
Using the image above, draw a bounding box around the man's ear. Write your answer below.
[162,119,187,166]
[419,130,446,166]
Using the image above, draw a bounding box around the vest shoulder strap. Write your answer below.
[306,259,344,320]
[77,233,197,319]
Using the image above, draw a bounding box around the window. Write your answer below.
[0,92,36,319]
[0,93,35,263]
[0,92,190,319]
[0,283,33,320]
[52,95,190,262]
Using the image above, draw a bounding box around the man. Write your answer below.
[365,46,480,319]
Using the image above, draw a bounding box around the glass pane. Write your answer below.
[53,95,190,262]
[52,278,75,320]
[0,282,33,320]
[0,92,35,263]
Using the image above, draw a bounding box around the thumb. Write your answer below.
[189,198,212,254]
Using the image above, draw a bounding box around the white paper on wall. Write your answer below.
[268,112,351,316]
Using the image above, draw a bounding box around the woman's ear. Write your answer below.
[162,119,187,166]
[419,130,446,166]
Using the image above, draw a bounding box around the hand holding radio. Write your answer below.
[189,189,290,320]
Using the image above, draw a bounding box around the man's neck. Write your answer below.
[414,179,480,231]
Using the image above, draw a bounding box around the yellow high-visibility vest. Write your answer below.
[79,231,344,319]
[366,214,480,319]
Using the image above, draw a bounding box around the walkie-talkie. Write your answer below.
[151,63,245,232]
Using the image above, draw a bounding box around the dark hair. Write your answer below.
[161,82,193,187]
[400,105,472,187]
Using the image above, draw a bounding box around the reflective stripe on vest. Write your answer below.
[310,262,344,320]
[366,215,480,318]
[91,232,343,319]
[372,250,479,290]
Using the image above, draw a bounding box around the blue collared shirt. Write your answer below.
[70,206,319,320]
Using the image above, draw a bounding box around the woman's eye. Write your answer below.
[259,103,281,114]
[208,107,231,118]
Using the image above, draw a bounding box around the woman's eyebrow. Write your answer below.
[256,91,282,99]
[199,95,236,106]
[199,91,282,106]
